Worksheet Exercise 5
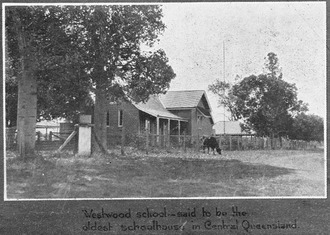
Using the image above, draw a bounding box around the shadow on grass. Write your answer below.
[83,156,297,198]
[6,151,298,199]
[111,157,296,183]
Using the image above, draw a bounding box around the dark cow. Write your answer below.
[202,136,222,155]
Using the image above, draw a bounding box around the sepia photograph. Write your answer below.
[4,2,326,200]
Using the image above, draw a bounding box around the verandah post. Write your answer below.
[146,124,149,155]
[167,119,170,150]
[121,126,125,156]
[178,120,181,147]
[183,131,186,153]
[156,116,160,146]
[196,133,200,152]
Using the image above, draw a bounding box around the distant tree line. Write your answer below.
[209,52,323,144]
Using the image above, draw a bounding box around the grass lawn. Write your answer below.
[5,147,325,199]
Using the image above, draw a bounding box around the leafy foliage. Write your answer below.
[65,5,175,102]
[5,6,92,124]
[209,52,308,138]
[231,74,305,136]
[263,52,282,79]
[36,66,93,122]
[6,5,175,126]
[124,49,175,102]
[288,113,324,142]
[60,5,176,150]
[208,80,239,121]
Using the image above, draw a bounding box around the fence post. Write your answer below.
[183,131,186,153]
[167,119,170,150]
[242,137,245,150]
[37,131,41,142]
[229,135,232,151]
[219,135,222,149]
[196,134,200,152]
[49,131,53,141]
[146,127,149,155]
[163,133,166,148]
[256,136,258,149]
[121,126,125,156]
[237,136,240,150]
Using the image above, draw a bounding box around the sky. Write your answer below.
[153,2,326,123]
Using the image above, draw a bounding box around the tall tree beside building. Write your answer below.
[6,5,175,156]
[67,5,175,151]
[6,7,46,158]
[5,6,91,158]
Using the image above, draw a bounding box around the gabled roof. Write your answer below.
[160,90,206,109]
[160,90,213,123]
[133,95,188,121]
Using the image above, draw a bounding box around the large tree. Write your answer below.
[230,74,305,138]
[209,52,307,146]
[6,5,175,156]
[66,5,175,151]
[6,7,46,157]
[6,6,92,157]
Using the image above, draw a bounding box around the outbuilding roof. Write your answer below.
[213,121,244,135]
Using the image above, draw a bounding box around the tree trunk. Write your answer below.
[13,10,37,159]
[93,84,108,152]
[16,67,37,158]
[270,132,275,150]
[91,9,108,153]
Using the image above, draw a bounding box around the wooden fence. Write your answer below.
[108,131,322,154]
[5,127,77,151]
[6,127,16,150]
[216,135,321,151]
[6,127,321,153]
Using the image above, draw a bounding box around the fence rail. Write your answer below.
[5,127,77,151]
[216,135,321,151]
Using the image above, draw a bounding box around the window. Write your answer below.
[118,110,123,127]
[145,119,150,131]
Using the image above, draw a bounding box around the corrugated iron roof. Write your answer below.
[213,121,243,135]
[160,90,205,108]
[133,95,188,121]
